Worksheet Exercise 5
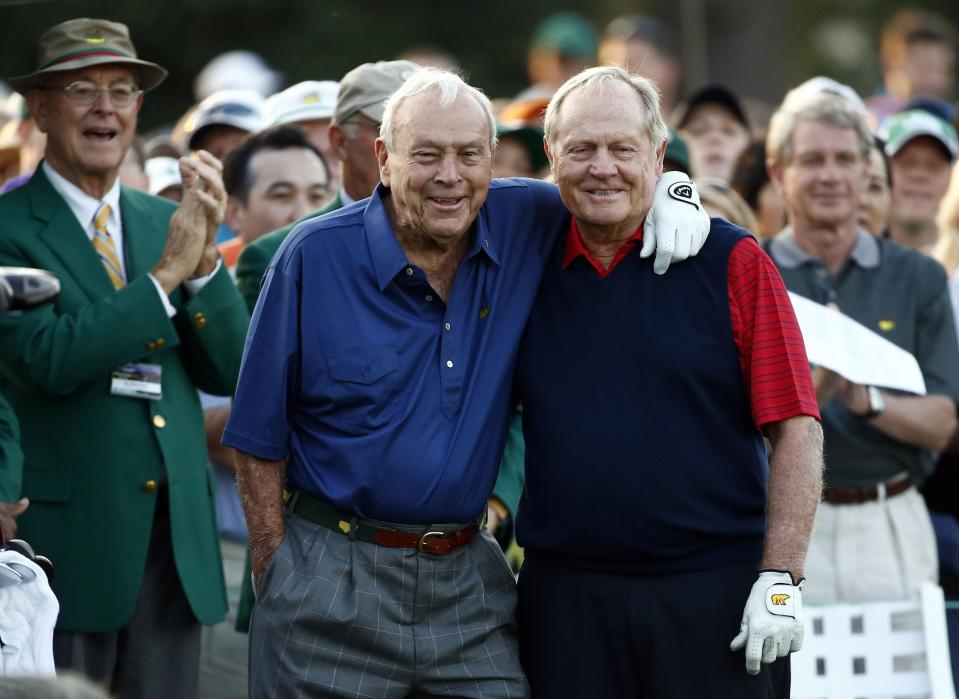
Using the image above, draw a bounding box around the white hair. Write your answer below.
[544,66,669,150]
[379,68,497,153]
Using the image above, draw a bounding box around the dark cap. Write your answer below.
[8,18,167,93]
[675,84,749,131]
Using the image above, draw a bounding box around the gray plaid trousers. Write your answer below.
[249,512,528,698]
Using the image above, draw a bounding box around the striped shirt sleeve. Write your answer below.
[727,236,821,430]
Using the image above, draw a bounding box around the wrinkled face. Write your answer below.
[376,91,492,246]
[29,65,142,190]
[229,147,329,242]
[682,103,750,182]
[775,120,866,229]
[890,137,952,226]
[858,147,892,234]
[547,81,664,236]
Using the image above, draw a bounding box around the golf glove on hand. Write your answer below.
[641,171,710,275]
[730,570,805,675]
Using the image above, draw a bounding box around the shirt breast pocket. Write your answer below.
[326,345,400,433]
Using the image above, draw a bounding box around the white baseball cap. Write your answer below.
[145,157,182,196]
[183,89,265,150]
[264,81,339,127]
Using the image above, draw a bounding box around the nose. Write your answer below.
[91,88,116,113]
[588,148,617,178]
[433,154,462,185]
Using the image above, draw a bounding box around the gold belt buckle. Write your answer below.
[418,530,446,551]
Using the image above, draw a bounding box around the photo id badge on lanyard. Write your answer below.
[110,362,162,400]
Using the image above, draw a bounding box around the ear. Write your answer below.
[224,195,245,234]
[544,136,558,181]
[25,91,49,134]
[374,138,390,188]
[655,139,666,178]
[766,157,783,189]
[328,123,349,162]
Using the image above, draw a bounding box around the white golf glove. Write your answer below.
[730,570,804,676]
[641,171,710,275]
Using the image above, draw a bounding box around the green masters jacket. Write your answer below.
[0,168,250,632]
[0,389,23,503]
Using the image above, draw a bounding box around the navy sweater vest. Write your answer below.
[514,219,768,574]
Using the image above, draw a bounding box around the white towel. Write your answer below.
[0,550,59,676]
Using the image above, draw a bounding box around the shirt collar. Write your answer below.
[562,217,644,268]
[769,225,879,269]
[43,160,121,236]
[365,184,500,292]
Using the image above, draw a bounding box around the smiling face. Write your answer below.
[228,147,330,243]
[375,90,492,248]
[28,65,143,197]
[890,136,952,226]
[772,119,866,231]
[546,79,664,239]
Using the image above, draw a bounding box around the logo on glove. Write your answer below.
[770,593,790,605]
[667,182,700,210]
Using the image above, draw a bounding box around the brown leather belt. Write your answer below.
[822,474,912,505]
[283,489,480,555]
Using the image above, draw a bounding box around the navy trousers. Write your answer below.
[517,556,790,699]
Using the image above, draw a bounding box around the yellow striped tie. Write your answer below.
[93,203,125,289]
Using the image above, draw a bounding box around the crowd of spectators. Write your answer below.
[1,5,959,698]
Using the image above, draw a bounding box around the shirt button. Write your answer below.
[425,294,433,302]
[444,322,451,331]
[446,360,454,368]
[142,480,158,492]
[153,414,166,429]
[405,267,414,276]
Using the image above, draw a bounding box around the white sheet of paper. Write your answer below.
[788,292,926,395]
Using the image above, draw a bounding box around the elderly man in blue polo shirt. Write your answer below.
[223,67,709,698]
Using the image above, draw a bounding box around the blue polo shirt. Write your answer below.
[223,179,568,523]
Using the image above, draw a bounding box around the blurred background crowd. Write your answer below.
[3,1,959,697]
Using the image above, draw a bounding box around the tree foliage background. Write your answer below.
[1,0,957,131]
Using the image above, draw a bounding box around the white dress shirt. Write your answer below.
[43,161,220,316]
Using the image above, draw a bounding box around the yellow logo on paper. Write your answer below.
[770,593,790,605]
[338,520,351,534]
[878,319,895,331]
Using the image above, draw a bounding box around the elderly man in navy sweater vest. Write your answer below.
[513,66,825,698]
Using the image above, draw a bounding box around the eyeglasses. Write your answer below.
[39,81,141,108]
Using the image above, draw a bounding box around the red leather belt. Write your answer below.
[822,474,912,505]
[283,489,480,554]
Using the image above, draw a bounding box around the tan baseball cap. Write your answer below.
[8,18,167,94]
[334,60,419,125]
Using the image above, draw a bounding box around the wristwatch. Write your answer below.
[863,385,885,419]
